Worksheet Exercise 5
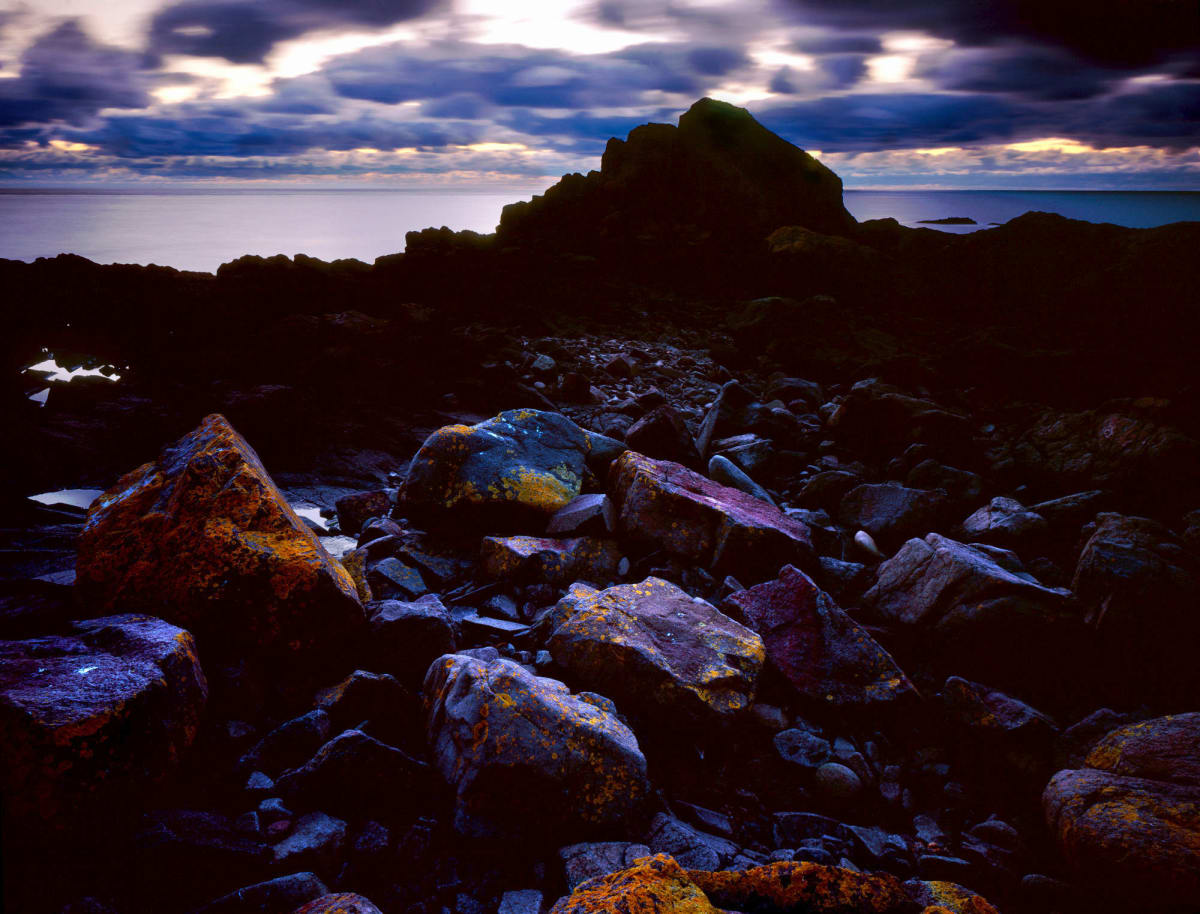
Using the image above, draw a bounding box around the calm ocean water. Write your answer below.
[0,187,1197,273]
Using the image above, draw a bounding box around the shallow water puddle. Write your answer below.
[28,488,104,510]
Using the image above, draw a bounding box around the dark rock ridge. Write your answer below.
[497,97,856,253]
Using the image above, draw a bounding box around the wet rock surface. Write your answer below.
[3,99,1200,914]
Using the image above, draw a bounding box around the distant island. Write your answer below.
[916,216,978,225]
[3,98,1200,914]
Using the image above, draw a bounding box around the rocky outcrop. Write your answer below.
[498,98,854,257]
[611,450,814,579]
[545,577,764,732]
[424,654,649,839]
[1043,714,1200,908]
[75,414,364,666]
[0,614,207,826]
[728,565,914,711]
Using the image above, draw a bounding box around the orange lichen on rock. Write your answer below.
[915,881,1002,914]
[290,892,384,914]
[550,855,719,914]
[75,414,364,661]
[689,860,910,913]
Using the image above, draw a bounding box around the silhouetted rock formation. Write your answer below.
[496,97,855,254]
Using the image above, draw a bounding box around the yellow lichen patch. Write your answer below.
[921,881,1002,914]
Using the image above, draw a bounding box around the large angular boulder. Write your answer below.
[544,577,764,732]
[402,409,618,527]
[827,379,972,461]
[424,654,649,839]
[1071,513,1200,704]
[0,615,207,826]
[610,451,814,578]
[728,565,914,711]
[863,533,1076,697]
[1043,714,1200,908]
[75,414,364,664]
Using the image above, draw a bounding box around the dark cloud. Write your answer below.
[922,46,1120,101]
[754,92,1044,151]
[0,20,150,127]
[149,0,443,64]
[685,46,747,76]
[784,0,1200,70]
[498,107,679,153]
[821,53,867,88]
[791,34,881,55]
[1079,81,1200,150]
[327,42,702,109]
[59,101,481,158]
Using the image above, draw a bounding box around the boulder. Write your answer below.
[335,490,390,536]
[863,533,1076,696]
[827,380,972,461]
[402,409,611,526]
[625,405,702,466]
[941,676,1058,780]
[1071,513,1200,704]
[549,854,718,914]
[481,535,621,585]
[0,614,207,827]
[1044,714,1200,908]
[195,873,328,914]
[366,596,456,686]
[959,497,1048,549]
[728,565,914,711]
[839,483,951,553]
[559,842,653,891]
[611,450,814,578]
[424,654,649,839]
[708,454,775,506]
[545,577,764,732]
[75,414,364,666]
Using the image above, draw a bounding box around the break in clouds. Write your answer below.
[0,0,1197,185]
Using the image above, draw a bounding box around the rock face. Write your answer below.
[75,414,364,664]
[1043,713,1200,907]
[0,614,207,826]
[728,565,914,711]
[545,577,764,732]
[498,98,855,256]
[863,533,1074,695]
[424,654,648,839]
[402,409,608,526]
[611,450,814,578]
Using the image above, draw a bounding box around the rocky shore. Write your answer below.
[3,99,1200,914]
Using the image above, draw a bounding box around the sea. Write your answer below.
[1,187,1198,274]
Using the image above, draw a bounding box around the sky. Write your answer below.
[0,0,1197,188]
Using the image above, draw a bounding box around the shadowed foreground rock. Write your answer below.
[75,413,364,666]
[424,653,649,840]
[0,614,207,827]
[1043,713,1200,907]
